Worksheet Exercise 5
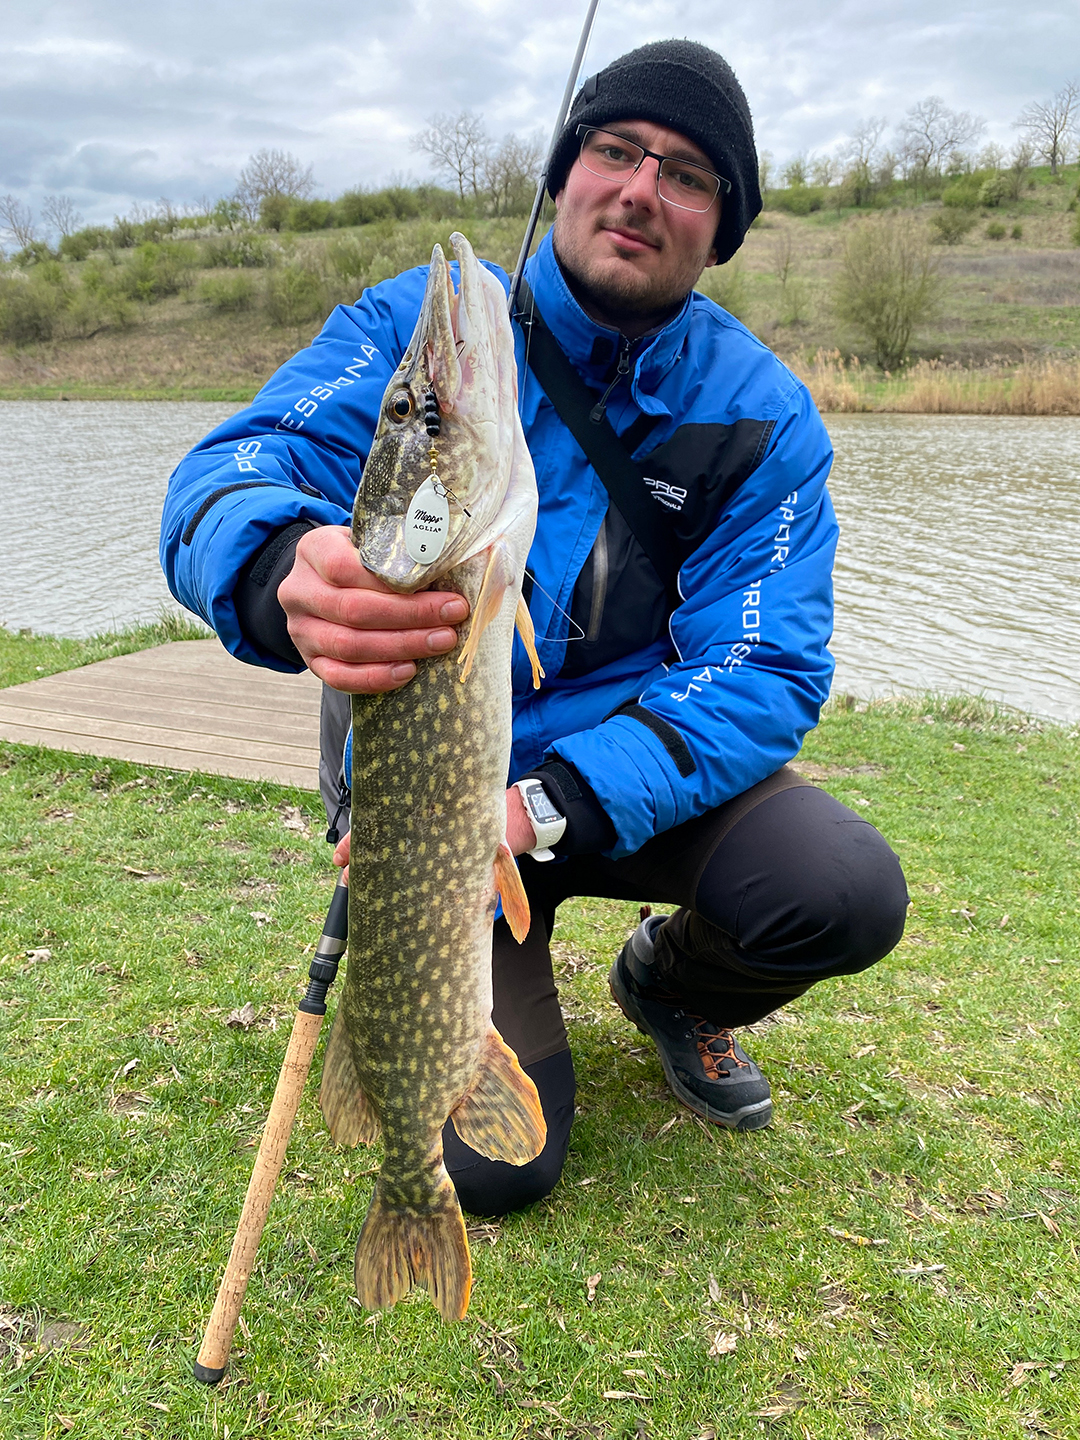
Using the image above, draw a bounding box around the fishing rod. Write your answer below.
[507,0,602,317]
[193,871,349,1384]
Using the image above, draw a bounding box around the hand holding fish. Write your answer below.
[278,524,470,693]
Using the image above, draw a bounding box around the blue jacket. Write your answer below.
[161,232,837,858]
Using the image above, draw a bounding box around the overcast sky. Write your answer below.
[4,0,1079,229]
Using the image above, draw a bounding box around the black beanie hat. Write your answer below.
[546,39,761,265]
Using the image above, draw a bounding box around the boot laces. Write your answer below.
[689,1017,749,1080]
[639,976,749,1080]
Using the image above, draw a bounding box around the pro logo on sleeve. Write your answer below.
[404,477,450,563]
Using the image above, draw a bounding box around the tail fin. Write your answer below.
[354,1171,471,1321]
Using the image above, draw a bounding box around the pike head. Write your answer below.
[354,232,520,591]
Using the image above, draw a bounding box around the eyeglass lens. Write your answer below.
[579,130,721,211]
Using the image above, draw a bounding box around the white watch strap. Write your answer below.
[512,779,567,862]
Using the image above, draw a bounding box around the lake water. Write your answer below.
[1,403,1078,723]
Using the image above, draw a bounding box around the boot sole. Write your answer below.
[609,970,774,1133]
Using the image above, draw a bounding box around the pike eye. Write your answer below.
[388,390,413,421]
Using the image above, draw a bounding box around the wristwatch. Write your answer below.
[512,779,567,862]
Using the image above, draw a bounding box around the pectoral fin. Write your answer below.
[494,842,530,943]
[458,543,513,683]
[450,1028,547,1164]
[319,1010,380,1146]
[515,595,544,690]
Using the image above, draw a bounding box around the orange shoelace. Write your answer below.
[690,1020,750,1080]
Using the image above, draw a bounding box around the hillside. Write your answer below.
[1,166,1078,408]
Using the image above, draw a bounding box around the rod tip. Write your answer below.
[193,1360,227,1385]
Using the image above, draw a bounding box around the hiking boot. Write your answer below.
[609,914,773,1131]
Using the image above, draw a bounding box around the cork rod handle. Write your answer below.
[193,1008,325,1382]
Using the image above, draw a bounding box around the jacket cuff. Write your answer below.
[524,758,617,857]
[232,520,316,667]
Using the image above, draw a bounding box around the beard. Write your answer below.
[551,210,713,331]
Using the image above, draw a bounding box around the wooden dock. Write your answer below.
[0,640,322,791]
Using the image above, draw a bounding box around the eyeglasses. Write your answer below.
[576,125,731,213]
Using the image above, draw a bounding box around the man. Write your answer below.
[161,40,908,1216]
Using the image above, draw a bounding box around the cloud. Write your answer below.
[2,0,1078,225]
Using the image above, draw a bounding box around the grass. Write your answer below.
[791,352,1080,414]
[1,687,1079,1438]
[0,613,211,690]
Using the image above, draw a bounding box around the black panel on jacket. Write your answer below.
[233,520,315,667]
[560,417,775,680]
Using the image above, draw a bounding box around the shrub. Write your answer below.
[58,227,110,261]
[941,178,980,209]
[768,186,825,216]
[285,199,334,232]
[985,221,1006,240]
[259,194,292,231]
[833,213,942,371]
[978,174,1006,207]
[1073,210,1080,247]
[198,273,257,312]
[694,261,750,323]
[326,236,369,285]
[1011,224,1024,240]
[199,231,276,268]
[337,188,397,226]
[930,209,976,245]
[118,242,196,302]
[0,274,63,343]
[264,261,326,327]
[13,240,55,267]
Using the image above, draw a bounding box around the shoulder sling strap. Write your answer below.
[514,282,678,595]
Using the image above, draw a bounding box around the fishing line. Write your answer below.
[523,567,586,644]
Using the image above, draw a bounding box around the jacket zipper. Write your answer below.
[589,337,632,424]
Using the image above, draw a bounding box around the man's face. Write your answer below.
[552,117,721,333]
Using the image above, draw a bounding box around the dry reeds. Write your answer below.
[793,349,1080,415]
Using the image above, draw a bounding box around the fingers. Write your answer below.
[333,831,350,868]
[283,526,469,631]
[277,524,470,688]
[307,655,420,694]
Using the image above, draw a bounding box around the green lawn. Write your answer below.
[1,693,1078,1438]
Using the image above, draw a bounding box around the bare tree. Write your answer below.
[1015,79,1079,176]
[41,194,84,238]
[841,117,887,206]
[811,153,839,188]
[898,97,985,180]
[1004,138,1035,200]
[0,194,38,250]
[758,149,774,193]
[484,130,544,216]
[772,227,796,286]
[234,149,315,222]
[977,142,1006,172]
[411,111,490,203]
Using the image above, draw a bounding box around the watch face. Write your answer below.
[524,783,561,826]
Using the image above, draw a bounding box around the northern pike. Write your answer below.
[319,232,546,1321]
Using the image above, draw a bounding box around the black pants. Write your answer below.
[318,688,909,1217]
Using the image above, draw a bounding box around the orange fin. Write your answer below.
[450,1027,547,1165]
[319,1010,380,1146]
[494,842,530,943]
[458,544,511,683]
[515,595,544,690]
[354,1170,471,1321]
